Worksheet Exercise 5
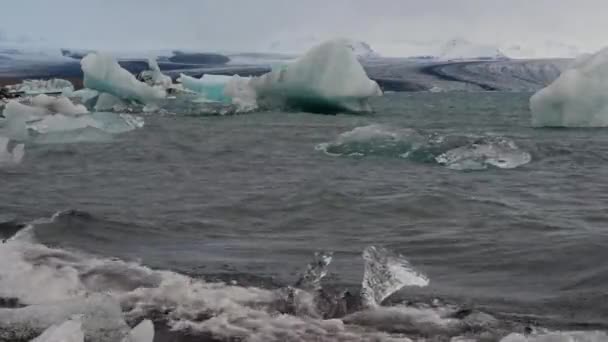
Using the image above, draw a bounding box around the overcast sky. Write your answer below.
[1,0,606,56]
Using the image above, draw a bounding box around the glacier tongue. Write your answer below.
[530,47,608,127]
[81,52,166,104]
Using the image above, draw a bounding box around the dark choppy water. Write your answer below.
[2,92,608,340]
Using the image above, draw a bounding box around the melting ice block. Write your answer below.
[360,246,429,308]
[251,39,382,113]
[531,47,608,127]
[81,52,166,104]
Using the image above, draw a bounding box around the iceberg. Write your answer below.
[32,317,84,342]
[530,47,608,127]
[360,246,429,308]
[29,112,143,135]
[251,39,382,113]
[31,94,88,115]
[0,101,49,140]
[178,39,382,113]
[178,73,234,102]
[3,79,74,96]
[123,319,154,342]
[435,137,531,170]
[140,57,172,89]
[81,52,166,104]
[65,89,100,109]
[94,93,127,112]
[0,136,24,166]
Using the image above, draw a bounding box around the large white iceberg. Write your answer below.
[81,52,166,104]
[530,47,608,127]
[251,39,382,113]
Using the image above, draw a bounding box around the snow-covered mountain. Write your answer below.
[266,36,380,59]
[502,41,582,59]
[438,38,507,61]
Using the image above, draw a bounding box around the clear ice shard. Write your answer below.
[122,319,154,342]
[435,137,531,170]
[531,47,608,127]
[294,251,333,291]
[31,317,85,342]
[360,246,429,308]
[81,52,166,104]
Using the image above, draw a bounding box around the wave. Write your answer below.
[0,211,605,341]
[317,124,532,171]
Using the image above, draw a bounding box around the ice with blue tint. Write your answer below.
[178,74,233,103]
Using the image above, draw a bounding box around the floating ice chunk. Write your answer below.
[123,319,154,342]
[0,101,49,140]
[81,52,166,103]
[361,246,429,308]
[32,317,84,342]
[4,79,74,96]
[0,136,24,166]
[94,93,127,112]
[435,137,531,170]
[142,57,172,89]
[89,112,145,134]
[530,47,608,127]
[224,75,258,111]
[31,94,88,115]
[68,89,100,108]
[177,73,233,102]
[294,251,333,291]
[28,112,143,135]
[251,39,382,113]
